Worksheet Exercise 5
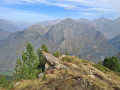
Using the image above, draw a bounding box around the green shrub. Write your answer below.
[103,56,120,72]
[0,77,13,89]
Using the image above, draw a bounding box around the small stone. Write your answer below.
[38,73,44,79]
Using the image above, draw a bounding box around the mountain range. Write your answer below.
[0,18,118,71]
[1,17,120,40]
[35,17,120,40]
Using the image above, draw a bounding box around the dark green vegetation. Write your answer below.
[41,43,49,53]
[103,56,120,72]
[13,43,49,80]
[0,75,14,89]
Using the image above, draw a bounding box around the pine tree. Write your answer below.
[13,59,22,80]
[111,56,120,71]
[37,48,47,71]
[13,42,41,80]
[41,43,49,53]
[103,56,120,72]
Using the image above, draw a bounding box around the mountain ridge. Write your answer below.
[0,18,118,71]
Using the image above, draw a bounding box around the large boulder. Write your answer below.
[42,52,67,70]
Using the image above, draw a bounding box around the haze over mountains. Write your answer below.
[37,19,61,26]
[0,18,118,71]
[92,17,120,39]
[0,18,31,32]
[0,18,32,40]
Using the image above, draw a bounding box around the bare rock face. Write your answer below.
[42,52,67,70]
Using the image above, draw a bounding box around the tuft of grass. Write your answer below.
[62,56,81,64]
[62,56,75,62]
[81,59,90,64]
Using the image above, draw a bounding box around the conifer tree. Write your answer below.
[13,59,22,80]
[41,43,49,53]
[13,42,41,80]
[103,56,120,72]
[37,48,47,71]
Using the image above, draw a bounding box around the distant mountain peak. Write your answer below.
[58,18,76,25]
[62,18,74,22]
[93,17,108,22]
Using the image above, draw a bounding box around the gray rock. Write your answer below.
[38,73,44,79]
[42,52,68,70]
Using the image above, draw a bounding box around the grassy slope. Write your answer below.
[13,56,120,90]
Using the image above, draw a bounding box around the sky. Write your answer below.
[0,0,120,23]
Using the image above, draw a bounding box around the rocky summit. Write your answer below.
[13,53,120,90]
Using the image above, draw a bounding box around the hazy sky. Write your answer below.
[0,0,120,23]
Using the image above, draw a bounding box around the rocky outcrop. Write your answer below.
[42,51,67,70]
